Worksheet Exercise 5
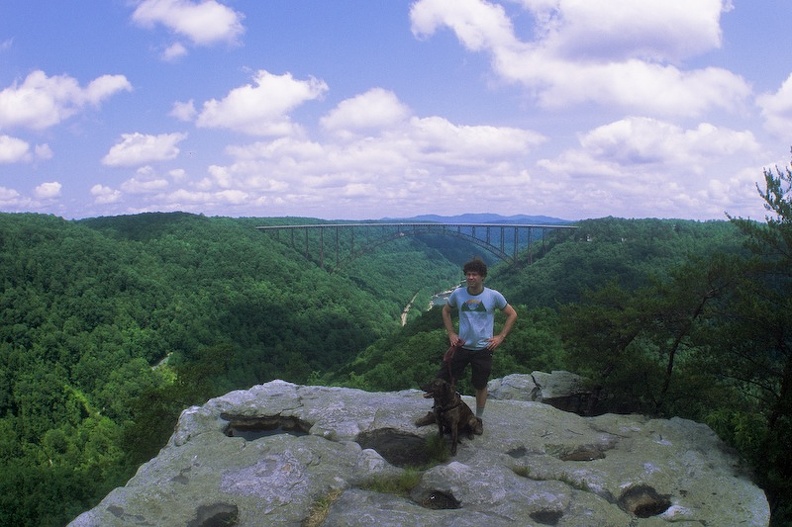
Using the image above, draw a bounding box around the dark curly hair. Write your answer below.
[462,258,487,278]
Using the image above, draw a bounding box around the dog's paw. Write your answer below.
[473,417,483,435]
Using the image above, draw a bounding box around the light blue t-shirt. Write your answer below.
[447,286,508,350]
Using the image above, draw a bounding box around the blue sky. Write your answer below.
[1,0,791,221]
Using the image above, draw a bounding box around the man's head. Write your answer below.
[462,259,487,278]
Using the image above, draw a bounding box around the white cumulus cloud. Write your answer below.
[195,70,329,136]
[131,0,245,46]
[537,117,762,218]
[757,73,792,138]
[0,186,23,206]
[200,89,548,218]
[170,99,197,121]
[0,70,132,131]
[34,181,62,199]
[515,0,729,62]
[0,135,29,163]
[120,166,171,194]
[162,42,188,61]
[35,144,53,160]
[91,184,122,204]
[102,132,188,167]
[410,0,748,116]
[321,88,411,134]
[579,116,759,167]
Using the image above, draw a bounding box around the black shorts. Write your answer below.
[437,347,493,390]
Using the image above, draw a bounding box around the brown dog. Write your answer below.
[418,378,483,455]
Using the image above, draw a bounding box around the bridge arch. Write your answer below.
[258,222,577,272]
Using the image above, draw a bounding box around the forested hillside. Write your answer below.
[0,212,462,527]
[2,197,792,525]
[323,210,792,526]
[321,217,747,395]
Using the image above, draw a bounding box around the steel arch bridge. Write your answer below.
[257,222,577,271]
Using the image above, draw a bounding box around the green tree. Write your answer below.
[726,157,792,523]
[559,250,741,417]
[502,307,565,373]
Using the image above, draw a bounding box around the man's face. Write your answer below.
[465,271,484,289]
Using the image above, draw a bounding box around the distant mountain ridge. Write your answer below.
[384,213,572,224]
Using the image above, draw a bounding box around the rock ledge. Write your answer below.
[68,376,769,527]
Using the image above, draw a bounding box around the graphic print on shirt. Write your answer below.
[461,299,487,313]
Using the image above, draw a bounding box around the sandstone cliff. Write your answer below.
[68,374,769,526]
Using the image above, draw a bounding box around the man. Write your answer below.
[419,258,518,428]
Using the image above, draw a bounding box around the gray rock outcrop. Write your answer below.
[68,376,769,526]
[489,371,602,415]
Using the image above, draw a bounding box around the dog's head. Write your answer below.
[420,378,455,401]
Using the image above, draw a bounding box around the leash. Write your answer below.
[443,343,461,386]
